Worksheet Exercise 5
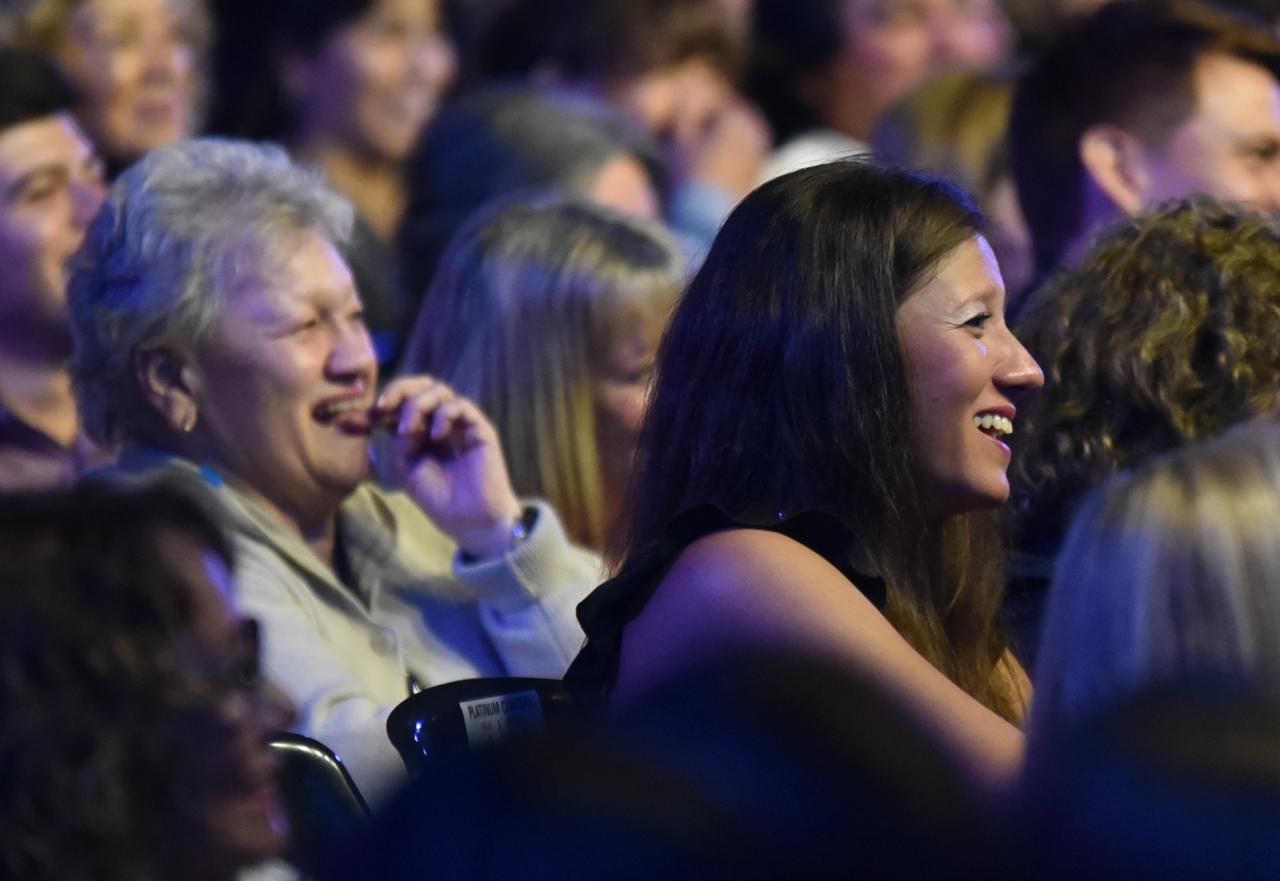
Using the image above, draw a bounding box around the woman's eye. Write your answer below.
[963,312,991,330]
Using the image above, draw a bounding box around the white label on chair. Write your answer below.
[459,690,545,746]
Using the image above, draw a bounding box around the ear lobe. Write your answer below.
[1079,124,1150,215]
[135,347,200,435]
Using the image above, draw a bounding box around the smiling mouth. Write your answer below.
[313,398,377,434]
[973,413,1013,440]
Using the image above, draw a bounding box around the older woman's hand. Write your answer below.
[374,377,523,560]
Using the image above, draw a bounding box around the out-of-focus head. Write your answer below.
[68,138,376,523]
[0,481,293,881]
[0,47,105,347]
[8,0,206,170]
[1029,420,1280,745]
[401,193,684,551]
[208,0,455,161]
[275,0,456,163]
[875,69,1033,298]
[471,0,742,137]
[747,0,1012,145]
[1022,685,1280,881]
[1011,0,1280,274]
[399,86,665,299]
[1010,197,1280,553]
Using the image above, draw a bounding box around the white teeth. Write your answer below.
[316,399,367,418]
[973,414,1014,437]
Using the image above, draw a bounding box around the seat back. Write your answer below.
[386,677,577,779]
[269,733,371,876]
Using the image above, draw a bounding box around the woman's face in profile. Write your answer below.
[53,0,198,163]
[161,531,295,867]
[895,235,1042,518]
[189,230,378,519]
[592,309,666,501]
[290,0,456,162]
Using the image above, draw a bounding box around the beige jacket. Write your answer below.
[104,452,602,805]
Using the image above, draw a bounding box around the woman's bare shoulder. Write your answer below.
[659,526,870,613]
[615,527,885,686]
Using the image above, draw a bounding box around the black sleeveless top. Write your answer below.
[563,504,887,700]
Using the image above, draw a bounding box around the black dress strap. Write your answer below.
[564,504,885,701]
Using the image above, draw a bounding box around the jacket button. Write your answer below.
[372,629,398,655]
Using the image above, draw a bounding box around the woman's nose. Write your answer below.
[998,330,1045,391]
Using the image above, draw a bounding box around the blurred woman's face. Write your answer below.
[161,531,295,868]
[189,231,378,526]
[820,0,1011,140]
[291,0,456,163]
[592,307,668,517]
[53,0,199,165]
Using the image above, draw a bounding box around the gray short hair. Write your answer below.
[69,138,354,447]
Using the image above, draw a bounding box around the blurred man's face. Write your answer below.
[1141,52,1280,212]
[0,112,104,334]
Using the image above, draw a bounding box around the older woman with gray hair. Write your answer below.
[69,138,600,804]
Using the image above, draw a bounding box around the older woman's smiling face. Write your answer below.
[191,230,377,528]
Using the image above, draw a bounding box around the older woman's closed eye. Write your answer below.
[69,139,601,805]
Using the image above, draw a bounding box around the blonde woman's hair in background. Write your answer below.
[873,70,1033,298]
[399,193,686,551]
[1030,419,1280,747]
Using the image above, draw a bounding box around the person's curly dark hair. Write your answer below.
[0,481,245,881]
[1010,197,1280,552]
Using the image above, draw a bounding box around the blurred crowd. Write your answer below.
[2,0,1280,878]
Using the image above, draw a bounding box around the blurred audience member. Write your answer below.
[1021,686,1280,881]
[1000,0,1110,53]
[398,85,665,304]
[348,652,1000,881]
[567,161,1043,795]
[875,69,1033,299]
[1008,198,1280,666]
[208,0,457,364]
[0,481,295,881]
[1028,420,1280,742]
[749,0,1013,183]
[69,139,599,804]
[1009,0,1280,308]
[0,48,107,491]
[400,194,685,554]
[470,0,769,256]
[5,0,206,176]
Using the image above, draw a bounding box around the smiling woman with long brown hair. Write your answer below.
[567,160,1044,793]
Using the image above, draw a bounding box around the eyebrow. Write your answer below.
[4,164,69,202]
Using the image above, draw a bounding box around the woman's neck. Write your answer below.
[297,139,405,241]
[176,443,342,568]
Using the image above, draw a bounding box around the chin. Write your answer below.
[924,480,1010,520]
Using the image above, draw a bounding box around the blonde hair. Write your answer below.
[874,70,1015,206]
[1031,418,1280,744]
[399,194,685,550]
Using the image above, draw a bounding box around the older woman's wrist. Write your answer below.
[456,503,531,562]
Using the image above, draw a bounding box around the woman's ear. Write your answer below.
[1079,124,1151,216]
[135,347,202,435]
